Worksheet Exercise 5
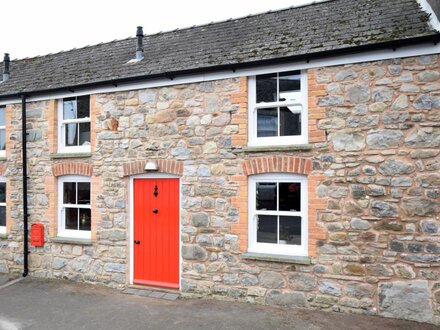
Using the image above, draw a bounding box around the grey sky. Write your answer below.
[1,0,321,60]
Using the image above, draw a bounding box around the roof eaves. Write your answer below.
[1,32,439,101]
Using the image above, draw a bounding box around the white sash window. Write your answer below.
[248,173,308,256]
[58,96,91,153]
[249,70,308,146]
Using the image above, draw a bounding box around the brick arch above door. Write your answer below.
[122,159,183,177]
[242,156,312,176]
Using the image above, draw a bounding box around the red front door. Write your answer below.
[133,178,180,288]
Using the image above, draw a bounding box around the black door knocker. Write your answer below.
[154,184,159,197]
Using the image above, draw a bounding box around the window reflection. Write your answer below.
[256,182,277,210]
[257,215,277,243]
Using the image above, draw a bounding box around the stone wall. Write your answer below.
[0,54,439,324]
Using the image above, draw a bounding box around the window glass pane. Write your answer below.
[65,208,78,230]
[256,182,277,211]
[280,107,301,136]
[279,71,301,101]
[63,98,76,120]
[0,182,6,203]
[279,216,301,245]
[77,183,90,205]
[79,123,91,146]
[77,96,90,119]
[0,206,5,227]
[257,108,278,137]
[279,182,301,211]
[0,129,5,151]
[0,107,5,126]
[63,182,76,204]
[79,209,91,231]
[256,73,277,103]
[257,215,277,244]
[65,123,78,146]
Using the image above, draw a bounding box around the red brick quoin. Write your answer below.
[0,163,6,176]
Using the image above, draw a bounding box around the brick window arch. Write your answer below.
[242,156,312,176]
[52,162,93,177]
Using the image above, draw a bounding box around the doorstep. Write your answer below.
[123,285,180,301]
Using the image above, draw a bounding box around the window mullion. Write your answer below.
[75,182,79,230]
[277,73,280,137]
[277,215,280,245]
[77,122,80,147]
[276,182,279,244]
[276,72,280,102]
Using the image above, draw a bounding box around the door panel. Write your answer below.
[134,178,179,288]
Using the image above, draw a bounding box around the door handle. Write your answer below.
[134,240,140,244]
[153,208,158,214]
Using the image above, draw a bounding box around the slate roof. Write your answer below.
[0,0,438,98]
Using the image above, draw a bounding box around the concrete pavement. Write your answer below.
[0,278,436,330]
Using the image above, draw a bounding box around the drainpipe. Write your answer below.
[21,94,29,277]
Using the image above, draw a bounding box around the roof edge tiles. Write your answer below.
[0,0,438,98]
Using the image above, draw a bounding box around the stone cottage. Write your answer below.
[1,0,440,324]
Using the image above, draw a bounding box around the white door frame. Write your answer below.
[129,173,182,289]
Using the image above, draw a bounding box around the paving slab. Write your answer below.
[0,275,9,286]
[0,277,437,330]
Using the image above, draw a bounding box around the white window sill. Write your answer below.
[242,144,313,153]
[50,152,92,160]
[57,146,91,155]
[241,252,311,265]
[50,237,93,245]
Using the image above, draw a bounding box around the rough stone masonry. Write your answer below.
[0,54,439,325]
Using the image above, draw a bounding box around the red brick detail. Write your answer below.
[231,77,248,147]
[5,104,13,159]
[231,174,248,251]
[52,162,93,177]
[46,100,58,154]
[242,156,312,176]
[122,159,183,177]
[307,68,327,144]
[44,176,57,237]
[307,173,327,257]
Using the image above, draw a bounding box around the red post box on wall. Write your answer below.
[30,223,44,247]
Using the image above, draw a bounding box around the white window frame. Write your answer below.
[57,175,91,239]
[57,96,91,153]
[248,69,308,146]
[0,177,5,234]
[248,173,308,256]
[0,106,6,158]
